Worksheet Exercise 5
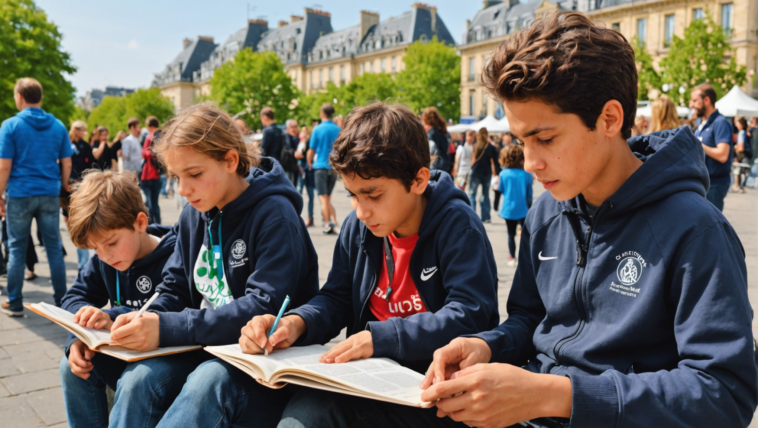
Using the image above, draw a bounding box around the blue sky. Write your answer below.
[34,0,484,98]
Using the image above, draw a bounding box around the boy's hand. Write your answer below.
[420,363,572,427]
[320,331,373,364]
[421,337,492,389]
[68,339,96,380]
[240,314,306,355]
[73,306,113,330]
[110,312,160,351]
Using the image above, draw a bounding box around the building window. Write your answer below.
[370,61,374,73]
[319,69,323,87]
[693,8,704,20]
[310,71,314,88]
[664,14,675,48]
[637,18,647,44]
[340,65,345,83]
[381,58,386,72]
[391,56,396,72]
[360,63,364,74]
[495,102,505,120]
[721,3,733,36]
[469,90,475,116]
[612,22,620,31]
[481,91,488,117]
[329,67,333,82]
[468,57,475,81]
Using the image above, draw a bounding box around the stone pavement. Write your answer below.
[0,183,756,427]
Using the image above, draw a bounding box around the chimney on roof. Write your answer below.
[305,8,331,17]
[183,38,192,48]
[464,19,471,44]
[482,1,503,9]
[198,36,214,43]
[359,10,380,40]
[508,0,519,8]
[290,15,303,23]
[278,20,288,28]
[249,19,268,26]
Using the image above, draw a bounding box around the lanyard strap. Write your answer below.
[115,273,121,306]
[208,211,224,289]
[383,237,394,301]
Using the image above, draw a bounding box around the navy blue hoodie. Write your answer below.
[61,224,177,355]
[476,127,758,427]
[289,172,500,372]
[151,158,319,347]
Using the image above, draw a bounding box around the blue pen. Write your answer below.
[265,295,291,356]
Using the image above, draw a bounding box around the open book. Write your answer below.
[26,302,201,362]
[205,344,432,408]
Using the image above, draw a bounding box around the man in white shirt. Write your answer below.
[121,117,143,176]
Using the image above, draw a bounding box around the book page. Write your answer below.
[99,345,202,362]
[29,303,112,347]
[206,344,328,381]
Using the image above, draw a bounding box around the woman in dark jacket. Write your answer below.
[422,107,452,173]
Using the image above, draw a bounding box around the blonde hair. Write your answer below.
[68,170,148,248]
[69,121,87,142]
[472,128,489,165]
[155,102,257,176]
[648,95,680,133]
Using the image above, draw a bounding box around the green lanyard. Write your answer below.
[208,211,224,286]
[115,273,121,306]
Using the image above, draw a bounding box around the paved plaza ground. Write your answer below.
[0,182,756,427]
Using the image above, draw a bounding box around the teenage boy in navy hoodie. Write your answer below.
[240,102,500,427]
[414,12,758,428]
[104,103,320,428]
[58,170,177,428]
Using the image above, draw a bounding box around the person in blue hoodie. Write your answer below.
[0,78,72,315]
[106,103,320,428]
[417,12,757,428]
[58,170,178,428]
[238,102,499,428]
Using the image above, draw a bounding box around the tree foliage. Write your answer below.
[659,14,746,105]
[397,36,461,121]
[86,88,174,134]
[210,49,300,130]
[0,0,76,124]
[631,36,662,101]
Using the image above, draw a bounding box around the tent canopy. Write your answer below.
[470,115,510,133]
[447,123,472,133]
[636,105,691,118]
[714,85,758,117]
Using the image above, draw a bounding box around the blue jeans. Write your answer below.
[76,248,89,270]
[60,353,127,428]
[298,168,315,220]
[706,181,730,211]
[468,173,491,222]
[157,359,295,428]
[6,196,67,305]
[140,179,162,224]
[109,355,200,428]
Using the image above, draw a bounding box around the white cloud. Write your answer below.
[127,39,139,50]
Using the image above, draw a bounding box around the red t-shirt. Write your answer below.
[141,132,160,181]
[369,233,428,321]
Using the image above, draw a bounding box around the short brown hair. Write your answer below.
[693,83,718,106]
[68,170,148,248]
[155,102,257,177]
[127,117,140,129]
[321,103,335,119]
[146,116,160,128]
[500,144,524,168]
[14,78,43,104]
[481,12,637,139]
[330,102,429,190]
[421,107,447,133]
[260,107,274,120]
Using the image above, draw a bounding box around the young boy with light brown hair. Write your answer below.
[58,170,177,428]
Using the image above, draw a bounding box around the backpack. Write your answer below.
[280,133,299,173]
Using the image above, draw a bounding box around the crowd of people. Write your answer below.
[0,10,757,428]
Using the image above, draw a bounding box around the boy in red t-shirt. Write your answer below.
[239,102,500,427]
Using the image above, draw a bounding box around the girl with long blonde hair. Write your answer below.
[648,95,680,133]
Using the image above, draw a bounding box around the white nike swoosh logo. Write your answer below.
[538,252,557,261]
[420,267,438,281]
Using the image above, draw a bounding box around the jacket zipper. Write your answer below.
[358,248,378,326]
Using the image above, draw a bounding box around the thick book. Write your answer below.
[26,302,201,362]
[205,344,433,407]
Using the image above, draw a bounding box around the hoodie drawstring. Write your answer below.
[208,211,224,288]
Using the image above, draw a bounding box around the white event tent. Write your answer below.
[636,105,691,118]
[447,115,511,134]
[714,85,758,117]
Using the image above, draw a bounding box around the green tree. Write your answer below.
[86,88,174,134]
[0,0,77,124]
[397,36,460,121]
[659,14,746,105]
[631,36,662,101]
[210,49,299,130]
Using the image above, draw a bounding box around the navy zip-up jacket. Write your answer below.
[289,172,500,372]
[151,158,319,347]
[61,224,176,355]
[476,127,758,427]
